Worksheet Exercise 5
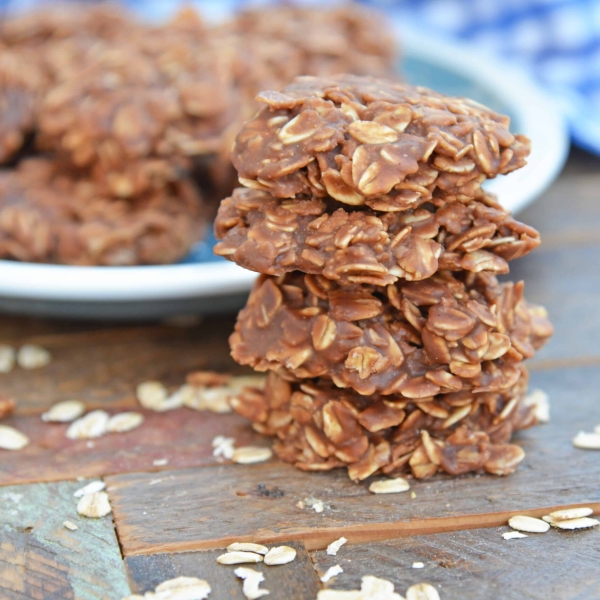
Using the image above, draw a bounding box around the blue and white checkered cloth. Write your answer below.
[2,0,599,154]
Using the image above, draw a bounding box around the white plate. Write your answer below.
[0,31,569,320]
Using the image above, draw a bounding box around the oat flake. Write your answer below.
[321,565,343,583]
[107,412,144,433]
[66,410,109,439]
[369,477,410,494]
[508,515,549,533]
[77,492,111,518]
[406,582,441,600]
[17,344,51,369]
[0,424,29,450]
[74,480,105,497]
[573,431,600,450]
[42,400,85,423]
[235,567,270,600]
[228,542,268,555]
[0,345,16,373]
[217,551,263,565]
[263,546,296,566]
[231,446,272,464]
[326,537,347,556]
[502,531,528,540]
[548,507,593,521]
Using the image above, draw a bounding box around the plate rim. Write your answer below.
[0,30,569,303]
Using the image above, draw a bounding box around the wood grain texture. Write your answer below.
[518,173,600,250]
[0,410,267,486]
[310,525,600,600]
[106,365,600,556]
[0,315,241,414]
[0,480,131,600]
[125,541,320,600]
[511,245,600,366]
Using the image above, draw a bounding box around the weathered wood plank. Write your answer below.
[510,244,600,366]
[125,541,320,600]
[0,316,240,414]
[310,525,600,600]
[0,480,131,600]
[0,409,266,486]
[517,173,600,250]
[106,364,600,556]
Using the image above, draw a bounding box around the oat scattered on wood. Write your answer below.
[182,384,233,413]
[548,507,593,521]
[523,388,550,423]
[74,480,105,497]
[153,458,168,466]
[318,575,403,600]
[502,531,528,540]
[320,565,343,583]
[228,542,269,555]
[544,516,599,530]
[17,344,52,369]
[406,582,441,600]
[77,491,111,518]
[124,576,211,600]
[369,477,410,494]
[0,424,29,450]
[508,515,550,533]
[136,381,170,411]
[231,446,272,464]
[412,562,425,569]
[213,435,236,459]
[66,410,109,439]
[235,567,270,599]
[326,537,347,556]
[573,431,600,450]
[107,412,144,433]
[63,520,78,531]
[217,551,264,565]
[0,345,16,373]
[263,546,296,566]
[42,400,86,422]
[305,497,327,513]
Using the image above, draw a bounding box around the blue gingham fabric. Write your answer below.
[2,0,599,154]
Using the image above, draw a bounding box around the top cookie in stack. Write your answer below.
[219,74,552,482]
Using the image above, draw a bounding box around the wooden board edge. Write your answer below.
[116,500,600,556]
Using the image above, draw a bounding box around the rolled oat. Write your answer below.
[263,546,296,566]
[17,344,51,369]
[234,567,270,600]
[42,400,86,423]
[326,537,347,556]
[508,515,549,533]
[320,565,343,583]
[0,424,29,450]
[573,431,600,450]
[369,477,410,494]
[107,412,144,433]
[66,410,109,439]
[77,491,112,518]
[217,551,263,565]
[231,446,273,464]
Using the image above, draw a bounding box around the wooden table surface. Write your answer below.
[1,148,600,600]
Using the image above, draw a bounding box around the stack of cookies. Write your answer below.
[215,75,553,481]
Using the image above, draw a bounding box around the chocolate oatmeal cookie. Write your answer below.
[232,75,530,210]
[231,271,552,397]
[214,187,540,285]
